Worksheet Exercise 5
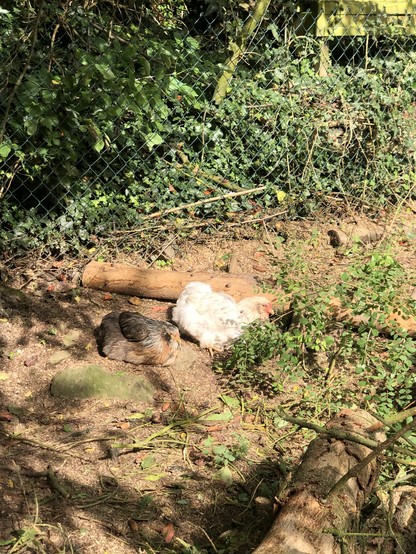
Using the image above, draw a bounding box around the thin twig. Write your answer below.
[141,186,267,220]
[47,465,70,498]
[280,412,416,458]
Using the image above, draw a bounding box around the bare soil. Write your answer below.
[1,212,415,553]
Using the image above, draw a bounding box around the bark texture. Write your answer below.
[82,261,277,301]
[253,409,386,554]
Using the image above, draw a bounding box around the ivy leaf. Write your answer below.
[94,63,116,80]
[220,395,240,410]
[141,454,156,470]
[0,144,11,159]
[93,138,105,152]
[214,466,233,485]
[203,410,233,422]
[145,133,164,149]
[275,190,287,203]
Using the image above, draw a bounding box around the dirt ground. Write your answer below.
[1,212,416,553]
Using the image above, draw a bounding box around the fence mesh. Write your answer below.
[1,1,415,255]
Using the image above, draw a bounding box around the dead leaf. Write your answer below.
[117,422,130,430]
[0,412,12,422]
[253,263,267,272]
[103,292,112,301]
[128,519,139,532]
[162,522,175,543]
[128,296,142,306]
[202,424,223,433]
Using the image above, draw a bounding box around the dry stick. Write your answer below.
[48,23,60,72]
[325,417,416,500]
[141,186,267,220]
[173,150,242,192]
[281,412,416,459]
[371,405,416,427]
[213,209,288,228]
[147,234,178,268]
[0,160,21,200]
[47,465,70,498]
[7,434,88,460]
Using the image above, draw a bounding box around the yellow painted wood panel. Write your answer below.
[315,0,416,35]
[323,1,416,15]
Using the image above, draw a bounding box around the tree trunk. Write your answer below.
[253,409,386,554]
[213,0,271,104]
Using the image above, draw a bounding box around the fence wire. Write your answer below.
[1,1,415,255]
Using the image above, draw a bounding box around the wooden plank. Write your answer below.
[314,0,416,36]
[324,1,416,16]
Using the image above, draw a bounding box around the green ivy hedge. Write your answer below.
[1,2,415,254]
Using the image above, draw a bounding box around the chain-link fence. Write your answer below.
[1,1,415,255]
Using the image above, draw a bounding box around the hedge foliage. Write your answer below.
[1,1,415,254]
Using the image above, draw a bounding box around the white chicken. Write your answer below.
[172,282,274,353]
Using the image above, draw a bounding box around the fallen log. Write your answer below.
[253,409,386,554]
[82,262,416,337]
[329,297,416,338]
[328,223,384,247]
[82,261,277,301]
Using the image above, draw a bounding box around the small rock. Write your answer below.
[171,346,198,371]
[48,351,71,366]
[24,355,39,367]
[50,364,154,402]
[253,263,267,273]
[128,296,142,306]
[254,496,272,507]
[128,519,139,532]
[62,330,80,348]
[71,270,81,286]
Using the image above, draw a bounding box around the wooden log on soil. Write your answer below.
[329,297,416,338]
[328,223,384,247]
[82,261,278,302]
[253,409,386,554]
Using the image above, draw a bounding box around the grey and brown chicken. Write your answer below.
[95,311,181,366]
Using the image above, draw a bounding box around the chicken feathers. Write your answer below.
[172,282,241,351]
[172,282,273,352]
[95,311,180,366]
[238,296,274,324]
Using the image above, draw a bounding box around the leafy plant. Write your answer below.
[219,246,416,418]
[2,3,416,254]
